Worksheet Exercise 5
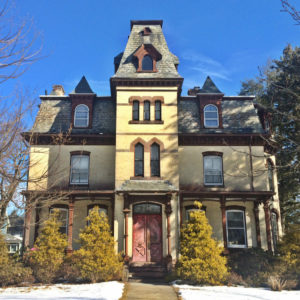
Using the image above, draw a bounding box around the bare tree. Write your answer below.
[281,0,300,25]
[0,0,41,84]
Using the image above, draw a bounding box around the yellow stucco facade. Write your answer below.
[24,20,282,270]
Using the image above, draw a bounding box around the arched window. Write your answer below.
[204,104,219,128]
[267,160,274,192]
[144,100,150,120]
[134,143,144,177]
[74,104,89,127]
[142,55,153,71]
[133,100,139,120]
[155,100,161,121]
[151,143,160,177]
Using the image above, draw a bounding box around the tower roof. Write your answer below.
[112,20,181,80]
[72,76,94,94]
[200,76,222,94]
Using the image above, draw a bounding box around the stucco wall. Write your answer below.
[115,86,179,189]
[181,199,269,250]
[179,146,269,191]
[28,145,115,190]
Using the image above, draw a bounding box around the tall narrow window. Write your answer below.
[271,212,279,250]
[204,104,219,128]
[155,100,161,121]
[203,155,223,185]
[134,143,144,177]
[226,210,247,248]
[133,100,139,121]
[74,104,89,127]
[50,207,68,235]
[267,160,274,191]
[151,143,160,177]
[70,155,89,184]
[142,55,153,71]
[144,100,150,120]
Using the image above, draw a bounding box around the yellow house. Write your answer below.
[23,20,281,273]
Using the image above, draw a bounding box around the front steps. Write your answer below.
[128,262,167,281]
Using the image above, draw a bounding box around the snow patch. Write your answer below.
[0,281,124,300]
[174,284,300,300]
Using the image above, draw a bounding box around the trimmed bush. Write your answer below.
[177,202,228,285]
[227,248,273,286]
[74,207,123,283]
[0,233,33,287]
[29,209,67,283]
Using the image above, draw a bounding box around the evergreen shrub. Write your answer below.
[29,209,67,283]
[0,233,33,287]
[177,202,228,285]
[74,207,123,283]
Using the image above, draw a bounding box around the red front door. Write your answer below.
[133,214,162,262]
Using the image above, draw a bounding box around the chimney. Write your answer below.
[188,86,200,96]
[51,85,65,96]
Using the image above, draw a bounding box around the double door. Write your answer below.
[132,214,162,262]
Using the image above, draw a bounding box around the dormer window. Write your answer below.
[133,44,161,73]
[142,56,153,71]
[204,104,219,128]
[74,104,89,128]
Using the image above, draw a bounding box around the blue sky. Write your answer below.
[1,0,300,99]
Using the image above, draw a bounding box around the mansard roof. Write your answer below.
[178,96,264,134]
[31,96,115,134]
[112,20,181,79]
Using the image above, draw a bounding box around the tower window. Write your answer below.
[144,100,150,120]
[142,55,153,71]
[155,100,161,121]
[150,143,160,177]
[134,143,144,177]
[133,100,139,120]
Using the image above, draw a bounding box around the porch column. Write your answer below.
[123,193,130,261]
[263,199,272,252]
[253,201,261,248]
[220,197,227,249]
[179,193,183,227]
[67,199,75,254]
[23,199,32,250]
[165,194,173,259]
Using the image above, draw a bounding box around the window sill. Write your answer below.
[129,120,164,124]
[130,176,163,180]
[227,245,247,249]
[69,184,89,189]
[204,184,224,188]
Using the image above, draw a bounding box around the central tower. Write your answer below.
[110,20,183,264]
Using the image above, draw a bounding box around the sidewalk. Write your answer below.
[126,282,178,300]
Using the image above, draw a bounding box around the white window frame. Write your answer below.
[74,104,89,128]
[50,207,69,235]
[70,155,89,185]
[226,210,247,248]
[8,243,19,253]
[203,155,223,186]
[204,104,219,128]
